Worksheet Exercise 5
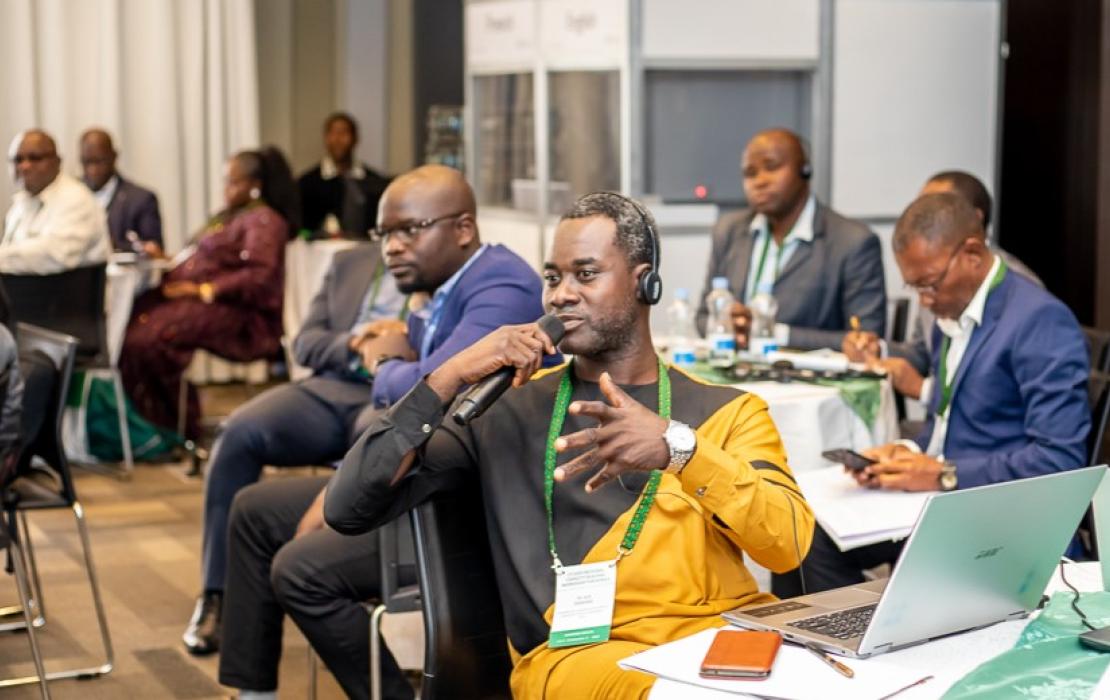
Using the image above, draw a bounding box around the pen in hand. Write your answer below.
[804,643,854,678]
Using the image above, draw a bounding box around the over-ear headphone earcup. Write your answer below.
[800,162,813,180]
[638,269,663,306]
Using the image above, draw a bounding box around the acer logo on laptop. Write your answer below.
[974,547,1004,560]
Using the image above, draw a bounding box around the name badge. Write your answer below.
[548,560,617,648]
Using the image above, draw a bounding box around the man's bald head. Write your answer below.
[892,193,984,254]
[380,164,476,221]
[79,128,118,192]
[746,128,808,166]
[13,129,61,196]
[740,127,810,220]
[377,165,481,294]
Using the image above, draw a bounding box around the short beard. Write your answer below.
[565,304,640,360]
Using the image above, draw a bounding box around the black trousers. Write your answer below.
[218,476,415,700]
[771,524,906,598]
[201,378,377,592]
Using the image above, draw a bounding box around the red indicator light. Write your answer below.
[694,184,708,199]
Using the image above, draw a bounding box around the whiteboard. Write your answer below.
[831,0,1001,219]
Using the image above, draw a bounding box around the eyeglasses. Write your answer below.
[368,211,465,244]
[903,238,970,295]
[10,152,55,165]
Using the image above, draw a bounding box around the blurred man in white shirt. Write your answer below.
[2,129,109,274]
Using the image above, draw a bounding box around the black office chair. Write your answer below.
[1,264,134,476]
[0,516,51,697]
[412,487,512,700]
[0,323,114,686]
[1076,371,1110,559]
[888,297,912,344]
[1082,326,1110,374]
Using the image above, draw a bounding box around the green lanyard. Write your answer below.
[543,358,670,570]
[749,230,790,301]
[935,259,1008,417]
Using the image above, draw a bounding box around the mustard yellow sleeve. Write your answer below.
[677,392,815,574]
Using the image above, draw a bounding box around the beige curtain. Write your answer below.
[0,0,260,253]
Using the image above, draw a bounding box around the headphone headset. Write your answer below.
[607,193,663,306]
[799,161,813,180]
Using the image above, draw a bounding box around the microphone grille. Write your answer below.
[537,314,566,345]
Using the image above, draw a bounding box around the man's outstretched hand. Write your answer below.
[553,372,670,493]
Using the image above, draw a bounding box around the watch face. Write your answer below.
[667,422,696,452]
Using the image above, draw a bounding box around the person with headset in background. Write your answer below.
[325,192,815,699]
[696,128,886,350]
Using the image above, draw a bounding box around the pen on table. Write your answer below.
[804,643,854,678]
[877,674,935,700]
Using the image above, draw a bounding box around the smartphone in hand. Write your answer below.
[821,448,877,471]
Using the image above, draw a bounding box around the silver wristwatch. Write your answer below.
[939,461,958,492]
[663,420,697,474]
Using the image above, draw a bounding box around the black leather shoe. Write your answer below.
[183,591,222,655]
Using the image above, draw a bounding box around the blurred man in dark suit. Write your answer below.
[298,112,391,239]
[697,128,886,350]
[79,129,164,255]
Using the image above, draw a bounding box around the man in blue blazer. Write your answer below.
[208,165,556,700]
[775,192,1090,596]
[697,128,886,350]
[79,129,164,253]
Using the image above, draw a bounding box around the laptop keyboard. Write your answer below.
[788,604,877,639]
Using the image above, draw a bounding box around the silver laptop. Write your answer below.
[725,464,1107,658]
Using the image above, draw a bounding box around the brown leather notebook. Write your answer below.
[699,629,783,679]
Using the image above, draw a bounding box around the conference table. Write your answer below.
[636,562,1110,699]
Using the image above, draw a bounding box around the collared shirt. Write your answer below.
[320,156,367,181]
[2,172,110,274]
[743,194,816,304]
[413,244,489,360]
[350,265,407,331]
[924,253,1001,457]
[91,174,120,211]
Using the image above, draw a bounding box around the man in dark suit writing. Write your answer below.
[697,128,886,350]
[79,128,164,254]
[775,192,1090,596]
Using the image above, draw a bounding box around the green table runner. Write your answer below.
[683,362,882,430]
[943,591,1110,699]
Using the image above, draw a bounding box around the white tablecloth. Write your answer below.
[736,380,899,474]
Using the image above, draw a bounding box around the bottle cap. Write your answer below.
[711,276,730,290]
[673,288,689,301]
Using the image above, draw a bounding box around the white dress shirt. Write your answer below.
[923,253,1002,457]
[2,172,110,274]
[91,174,120,211]
[744,194,817,344]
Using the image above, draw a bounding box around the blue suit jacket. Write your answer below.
[106,177,163,251]
[915,269,1090,488]
[372,244,556,406]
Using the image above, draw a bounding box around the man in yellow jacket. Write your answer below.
[325,192,815,698]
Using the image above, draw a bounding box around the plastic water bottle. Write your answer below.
[666,288,696,367]
[748,282,779,357]
[705,277,737,368]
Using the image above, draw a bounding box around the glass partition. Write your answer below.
[473,73,535,209]
[548,70,621,215]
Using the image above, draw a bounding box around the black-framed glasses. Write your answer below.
[368,211,466,244]
[903,238,970,295]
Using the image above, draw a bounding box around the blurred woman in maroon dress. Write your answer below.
[120,147,298,440]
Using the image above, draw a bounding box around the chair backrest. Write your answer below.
[14,323,80,503]
[378,513,421,613]
[412,486,511,700]
[1083,326,1110,373]
[888,297,912,344]
[2,264,108,365]
[1091,371,1110,465]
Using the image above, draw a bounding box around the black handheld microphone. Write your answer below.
[451,314,565,426]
